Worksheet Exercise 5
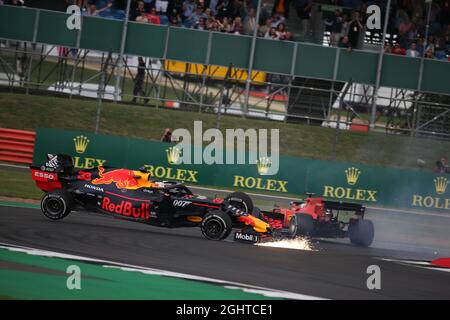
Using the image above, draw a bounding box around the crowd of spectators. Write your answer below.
[126,0,297,40]
[2,0,450,60]
[323,0,450,61]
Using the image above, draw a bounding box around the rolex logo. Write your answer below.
[434,176,449,195]
[345,167,361,185]
[166,147,182,165]
[73,135,90,154]
[256,157,272,175]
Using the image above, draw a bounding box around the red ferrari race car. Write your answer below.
[238,194,374,247]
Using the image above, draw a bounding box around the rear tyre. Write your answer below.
[41,189,73,220]
[348,219,374,247]
[294,214,314,236]
[287,216,298,238]
[224,191,254,214]
[201,210,233,240]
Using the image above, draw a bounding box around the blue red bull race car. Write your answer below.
[31,154,374,246]
[31,154,272,241]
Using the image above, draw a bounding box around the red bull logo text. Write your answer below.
[102,197,150,220]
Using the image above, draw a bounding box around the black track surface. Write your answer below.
[0,205,449,299]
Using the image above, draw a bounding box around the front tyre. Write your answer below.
[41,189,73,220]
[224,191,254,214]
[201,210,233,240]
[348,219,374,247]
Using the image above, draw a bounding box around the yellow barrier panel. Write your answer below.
[164,60,266,84]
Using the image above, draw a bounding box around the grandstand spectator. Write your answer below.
[6,0,24,5]
[425,47,435,59]
[347,10,363,49]
[204,7,214,19]
[398,16,414,48]
[216,0,234,20]
[384,42,392,53]
[143,0,156,11]
[76,0,88,8]
[208,18,221,30]
[208,0,219,15]
[135,10,149,22]
[416,37,425,56]
[338,35,351,50]
[147,7,161,24]
[276,22,287,39]
[243,7,257,35]
[231,0,246,20]
[391,43,406,55]
[194,16,207,29]
[272,0,290,19]
[258,18,272,37]
[230,16,244,34]
[436,156,450,174]
[295,0,312,39]
[182,0,197,24]
[131,0,147,21]
[85,1,112,16]
[285,31,294,41]
[167,0,183,18]
[169,14,182,26]
[425,35,436,54]
[270,13,285,28]
[190,5,207,26]
[406,42,420,58]
[440,0,450,29]
[219,16,232,32]
[264,27,278,39]
[325,9,344,46]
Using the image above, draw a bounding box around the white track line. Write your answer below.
[0,163,28,169]
[0,242,326,300]
[379,257,450,273]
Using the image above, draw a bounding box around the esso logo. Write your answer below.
[172,200,191,207]
[35,171,56,180]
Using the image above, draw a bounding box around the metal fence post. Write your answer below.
[200,31,213,113]
[285,42,298,119]
[70,11,83,100]
[243,0,261,115]
[412,0,432,136]
[114,0,132,103]
[370,0,391,129]
[25,9,40,95]
[328,47,340,118]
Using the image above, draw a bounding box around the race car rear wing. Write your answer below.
[30,153,75,191]
[323,200,366,215]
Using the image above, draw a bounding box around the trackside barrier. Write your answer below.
[0,128,36,164]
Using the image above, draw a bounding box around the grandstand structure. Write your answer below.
[0,3,450,139]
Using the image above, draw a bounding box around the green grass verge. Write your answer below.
[0,169,43,200]
[0,248,277,299]
[1,92,449,171]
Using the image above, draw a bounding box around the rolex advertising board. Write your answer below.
[33,128,450,212]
